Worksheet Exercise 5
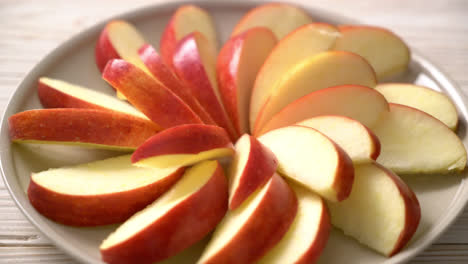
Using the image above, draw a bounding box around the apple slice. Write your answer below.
[259,85,389,136]
[228,134,278,210]
[28,155,184,226]
[298,115,381,163]
[376,83,458,130]
[103,59,204,128]
[328,162,421,256]
[197,173,297,264]
[217,27,277,135]
[138,44,216,125]
[250,23,341,132]
[253,51,377,135]
[100,160,228,264]
[172,32,238,140]
[132,124,234,169]
[372,103,466,174]
[258,125,354,202]
[37,77,147,119]
[9,109,160,150]
[160,5,218,68]
[257,182,330,264]
[334,25,410,80]
[231,3,313,39]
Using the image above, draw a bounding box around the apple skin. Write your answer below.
[8,108,160,149]
[100,161,228,264]
[28,166,185,226]
[95,26,121,72]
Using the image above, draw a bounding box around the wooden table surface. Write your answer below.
[1,0,468,263]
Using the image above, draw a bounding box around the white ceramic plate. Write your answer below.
[1,1,468,263]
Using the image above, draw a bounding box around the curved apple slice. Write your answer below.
[197,173,297,264]
[9,109,160,150]
[253,51,377,135]
[28,155,184,226]
[250,23,340,132]
[373,104,466,174]
[132,124,234,169]
[298,115,381,163]
[376,83,458,130]
[334,25,410,80]
[258,182,330,264]
[259,85,389,136]
[228,134,278,210]
[217,27,277,134]
[231,3,312,39]
[100,160,228,264]
[160,5,218,68]
[328,162,421,256]
[258,125,354,202]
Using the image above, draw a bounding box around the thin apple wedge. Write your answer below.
[328,162,421,257]
[28,155,184,226]
[258,182,330,264]
[258,125,354,202]
[253,51,377,135]
[228,134,278,210]
[376,83,458,130]
[298,115,381,163]
[9,109,160,150]
[100,160,228,264]
[197,173,297,264]
[132,124,234,169]
[372,103,467,174]
[231,3,313,39]
[217,27,277,135]
[259,85,389,136]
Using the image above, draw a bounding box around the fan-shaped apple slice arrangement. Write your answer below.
[7,3,467,264]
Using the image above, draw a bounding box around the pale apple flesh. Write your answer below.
[100,160,228,264]
[327,162,421,256]
[258,125,354,202]
[372,104,467,174]
[376,83,459,130]
[298,115,381,163]
[197,173,297,264]
[28,155,184,226]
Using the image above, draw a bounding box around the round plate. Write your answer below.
[1,1,467,263]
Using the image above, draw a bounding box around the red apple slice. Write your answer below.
[372,104,466,174]
[259,85,389,136]
[253,51,377,135]
[138,44,216,125]
[132,124,234,169]
[228,134,278,210]
[100,160,228,264]
[250,23,341,132]
[217,27,277,134]
[258,182,330,264]
[160,5,218,68]
[376,83,459,130]
[334,25,410,80]
[197,173,297,264]
[9,109,160,150]
[103,59,204,128]
[172,32,238,140]
[231,3,313,39]
[258,125,354,202]
[298,115,381,162]
[28,155,184,226]
[327,162,421,256]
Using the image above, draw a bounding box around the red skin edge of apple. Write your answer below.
[131,124,234,163]
[229,135,278,210]
[27,167,185,226]
[202,174,298,264]
[368,126,381,160]
[159,17,177,69]
[101,162,228,264]
[95,27,120,72]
